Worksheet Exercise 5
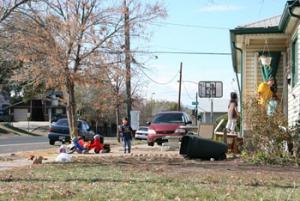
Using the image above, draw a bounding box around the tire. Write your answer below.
[49,140,55,145]
[103,144,110,153]
[217,153,227,160]
[147,141,154,146]
[157,141,163,146]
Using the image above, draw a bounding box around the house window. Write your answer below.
[292,38,298,87]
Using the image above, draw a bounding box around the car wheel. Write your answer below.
[49,140,55,145]
[147,142,154,146]
[157,141,163,146]
[217,153,227,160]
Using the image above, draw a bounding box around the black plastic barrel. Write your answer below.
[180,135,228,160]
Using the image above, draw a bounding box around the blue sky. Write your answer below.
[138,0,286,112]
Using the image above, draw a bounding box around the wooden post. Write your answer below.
[178,62,182,111]
[124,0,131,124]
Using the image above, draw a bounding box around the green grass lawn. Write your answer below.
[0,155,299,201]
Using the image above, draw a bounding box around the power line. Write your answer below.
[138,65,180,85]
[183,82,195,100]
[151,22,230,30]
[100,50,232,56]
[133,51,231,55]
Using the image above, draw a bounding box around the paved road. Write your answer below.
[0,136,53,154]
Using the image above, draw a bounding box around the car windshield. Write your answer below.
[55,119,81,127]
[56,119,69,126]
[152,113,184,124]
[138,127,148,131]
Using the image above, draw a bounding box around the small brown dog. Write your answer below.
[29,155,48,164]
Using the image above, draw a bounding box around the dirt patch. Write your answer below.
[1,141,300,179]
[1,142,300,201]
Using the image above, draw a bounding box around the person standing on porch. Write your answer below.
[257,77,274,106]
[226,92,238,134]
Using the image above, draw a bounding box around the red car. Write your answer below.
[147,111,192,146]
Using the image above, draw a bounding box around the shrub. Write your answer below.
[242,98,298,165]
[289,120,300,163]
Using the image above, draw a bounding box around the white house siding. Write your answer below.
[288,85,300,126]
[288,24,300,127]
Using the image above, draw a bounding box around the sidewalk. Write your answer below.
[12,121,50,135]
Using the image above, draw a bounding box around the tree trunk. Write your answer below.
[66,77,78,138]
[116,103,120,142]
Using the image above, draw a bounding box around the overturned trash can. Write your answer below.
[180,135,228,160]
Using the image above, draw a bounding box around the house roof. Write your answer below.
[238,15,281,29]
[230,0,300,74]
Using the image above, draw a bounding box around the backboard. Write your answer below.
[198,81,223,98]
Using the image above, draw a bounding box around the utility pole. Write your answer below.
[195,92,198,125]
[210,83,214,123]
[124,0,131,124]
[177,62,183,111]
[210,98,214,123]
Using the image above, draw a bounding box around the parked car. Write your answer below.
[51,114,67,123]
[135,126,148,140]
[48,118,95,145]
[147,111,192,146]
[0,104,10,122]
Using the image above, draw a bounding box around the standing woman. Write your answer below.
[226,92,238,134]
[119,117,133,154]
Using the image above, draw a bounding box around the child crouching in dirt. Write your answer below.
[119,117,133,154]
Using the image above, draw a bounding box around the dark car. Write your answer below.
[51,114,67,123]
[147,111,192,146]
[48,118,95,145]
[0,104,10,122]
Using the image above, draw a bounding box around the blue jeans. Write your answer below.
[122,138,131,153]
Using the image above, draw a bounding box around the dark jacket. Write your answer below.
[120,124,133,141]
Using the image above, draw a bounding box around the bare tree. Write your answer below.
[0,0,30,23]
[2,0,166,138]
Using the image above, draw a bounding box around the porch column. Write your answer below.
[282,52,288,117]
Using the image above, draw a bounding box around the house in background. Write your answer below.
[10,91,66,122]
[230,0,300,135]
[199,111,227,124]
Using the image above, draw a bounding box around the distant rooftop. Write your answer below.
[237,15,281,29]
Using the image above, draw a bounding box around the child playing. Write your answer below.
[119,117,133,154]
[55,145,71,162]
[267,94,278,116]
[226,92,238,134]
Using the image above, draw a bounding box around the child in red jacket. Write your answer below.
[89,135,103,153]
